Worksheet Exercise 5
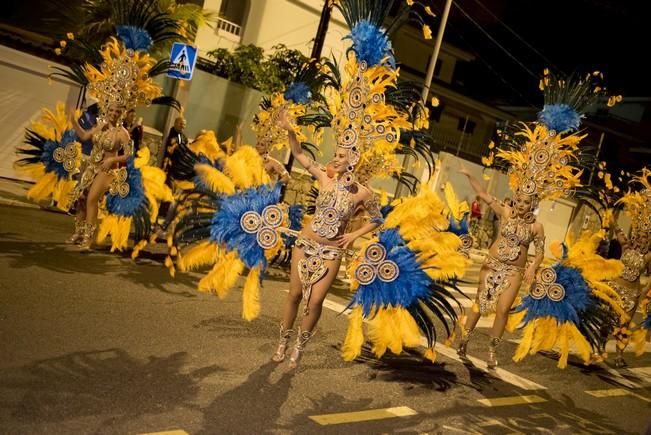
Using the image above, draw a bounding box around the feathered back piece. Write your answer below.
[342,188,470,362]
[508,231,626,368]
[14,103,82,211]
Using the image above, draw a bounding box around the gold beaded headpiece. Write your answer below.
[496,123,584,208]
[327,54,410,186]
[84,37,161,114]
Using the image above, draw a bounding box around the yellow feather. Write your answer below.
[194,163,235,195]
[506,309,526,332]
[198,251,244,298]
[397,308,422,348]
[557,323,570,369]
[224,146,267,188]
[368,308,398,357]
[14,162,45,180]
[52,179,75,211]
[513,322,535,362]
[178,241,218,272]
[188,130,225,162]
[443,182,469,221]
[242,266,261,321]
[97,215,131,251]
[569,324,592,363]
[164,255,176,278]
[131,239,148,260]
[342,306,365,362]
[134,146,151,169]
[631,328,648,357]
[26,172,57,203]
[423,347,437,363]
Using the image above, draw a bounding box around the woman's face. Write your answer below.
[513,193,533,216]
[125,110,135,124]
[331,147,350,175]
[107,106,123,124]
[255,141,267,155]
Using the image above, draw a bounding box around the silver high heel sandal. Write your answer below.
[65,216,86,245]
[271,324,294,362]
[487,336,501,369]
[288,328,314,370]
[457,327,474,358]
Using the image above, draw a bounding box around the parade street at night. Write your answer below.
[1,191,650,434]
[2,0,651,433]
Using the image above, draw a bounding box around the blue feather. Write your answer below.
[380,204,393,218]
[513,264,594,325]
[40,129,79,180]
[447,213,470,236]
[116,25,154,52]
[642,313,651,330]
[209,184,283,269]
[284,82,311,104]
[105,158,147,216]
[281,204,304,248]
[345,20,395,68]
[537,104,582,133]
[351,228,433,317]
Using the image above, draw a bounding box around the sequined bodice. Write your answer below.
[89,126,125,164]
[92,126,121,153]
[311,180,355,239]
[621,248,645,282]
[496,216,534,262]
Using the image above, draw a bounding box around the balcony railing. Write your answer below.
[215,17,242,41]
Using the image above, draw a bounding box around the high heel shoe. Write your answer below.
[271,324,294,362]
[65,216,85,245]
[78,223,97,252]
[487,336,501,369]
[457,327,474,359]
[288,328,314,370]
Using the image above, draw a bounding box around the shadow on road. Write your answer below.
[0,349,222,425]
[197,361,293,435]
[0,238,199,297]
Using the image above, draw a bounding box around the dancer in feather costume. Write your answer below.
[609,168,651,367]
[458,69,620,368]
[269,0,439,369]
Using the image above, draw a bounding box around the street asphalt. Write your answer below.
[1,201,650,434]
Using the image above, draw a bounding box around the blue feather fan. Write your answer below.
[209,184,283,269]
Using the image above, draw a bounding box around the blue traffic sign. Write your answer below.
[168,42,198,80]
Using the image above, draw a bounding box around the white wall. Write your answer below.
[0,45,81,180]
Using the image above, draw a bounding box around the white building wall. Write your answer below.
[0,45,81,181]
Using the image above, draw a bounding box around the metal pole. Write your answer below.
[395,0,453,197]
[588,131,605,186]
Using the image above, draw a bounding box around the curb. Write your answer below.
[0,198,39,209]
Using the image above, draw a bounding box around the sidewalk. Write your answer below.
[0,177,39,209]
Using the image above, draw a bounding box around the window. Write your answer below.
[219,0,248,26]
[457,118,476,134]
[424,56,443,77]
[429,102,445,123]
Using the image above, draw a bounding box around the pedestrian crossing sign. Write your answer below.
[168,42,198,80]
